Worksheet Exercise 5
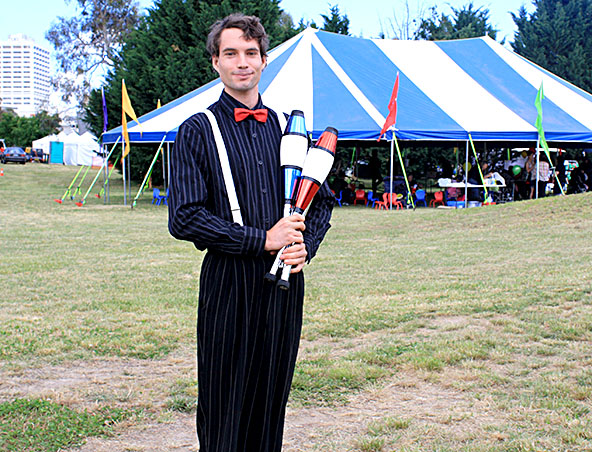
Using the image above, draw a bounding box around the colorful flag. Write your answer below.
[122,79,141,158]
[534,82,549,151]
[378,72,400,141]
[534,81,564,195]
[102,87,108,133]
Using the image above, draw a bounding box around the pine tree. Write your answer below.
[414,2,498,41]
[320,5,350,35]
[511,0,592,93]
[85,0,300,181]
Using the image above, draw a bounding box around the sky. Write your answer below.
[2,0,534,48]
[1,0,533,114]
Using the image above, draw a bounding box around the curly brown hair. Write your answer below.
[206,13,269,57]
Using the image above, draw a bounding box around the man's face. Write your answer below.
[212,28,267,99]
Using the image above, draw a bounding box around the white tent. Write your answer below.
[36,131,101,165]
[31,134,58,155]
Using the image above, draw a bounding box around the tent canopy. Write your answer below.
[33,131,101,165]
[103,29,592,145]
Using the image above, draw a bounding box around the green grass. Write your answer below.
[166,378,198,413]
[0,398,132,452]
[1,164,592,451]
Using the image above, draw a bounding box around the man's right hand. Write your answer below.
[264,214,305,252]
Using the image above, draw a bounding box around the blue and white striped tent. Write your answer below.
[103,28,592,145]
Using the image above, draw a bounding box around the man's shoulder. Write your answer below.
[177,107,218,139]
[180,110,211,129]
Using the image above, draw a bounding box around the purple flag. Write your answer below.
[102,87,108,133]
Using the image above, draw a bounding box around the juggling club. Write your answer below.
[264,110,309,283]
[276,126,338,290]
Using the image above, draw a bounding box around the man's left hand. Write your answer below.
[280,243,307,273]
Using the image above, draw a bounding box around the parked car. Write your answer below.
[1,147,27,164]
[28,148,46,163]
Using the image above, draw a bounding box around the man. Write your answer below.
[168,13,334,452]
[368,149,382,193]
[535,152,551,198]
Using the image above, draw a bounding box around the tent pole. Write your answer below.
[167,142,171,188]
[464,140,469,208]
[468,134,489,203]
[131,136,167,208]
[161,144,167,191]
[100,155,120,202]
[96,137,121,202]
[59,165,84,201]
[77,139,120,206]
[394,136,414,209]
[73,165,92,199]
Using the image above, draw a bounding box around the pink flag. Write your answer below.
[378,73,400,141]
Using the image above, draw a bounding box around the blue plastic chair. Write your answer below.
[334,190,343,207]
[152,188,161,205]
[414,189,427,207]
[366,190,380,208]
[152,188,168,206]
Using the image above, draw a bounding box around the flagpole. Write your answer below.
[102,143,107,203]
[127,153,131,205]
[378,71,400,211]
[389,133,394,210]
[122,142,127,206]
[535,139,540,199]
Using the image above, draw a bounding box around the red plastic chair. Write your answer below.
[353,189,367,206]
[376,192,402,210]
[429,191,444,207]
[389,193,403,209]
[374,193,387,210]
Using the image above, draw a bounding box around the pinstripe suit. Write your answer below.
[168,91,334,451]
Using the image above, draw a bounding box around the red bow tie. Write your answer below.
[234,108,268,123]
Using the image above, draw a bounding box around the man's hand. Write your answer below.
[264,214,305,252]
[280,243,307,273]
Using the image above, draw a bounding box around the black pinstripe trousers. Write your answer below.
[196,251,304,452]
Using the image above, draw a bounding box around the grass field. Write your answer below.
[1,163,591,451]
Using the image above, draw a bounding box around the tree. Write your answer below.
[511,0,592,94]
[320,5,349,35]
[379,1,428,40]
[0,111,60,148]
[85,0,300,182]
[46,0,141,108]
[414,2,498,41]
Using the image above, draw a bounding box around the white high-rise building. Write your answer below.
[0,34,51,117]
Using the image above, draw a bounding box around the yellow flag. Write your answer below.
[157,98,162,109]
[122,79,141,158]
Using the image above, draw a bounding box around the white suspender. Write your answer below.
[203,109,288,227]
[203,109,244,226]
